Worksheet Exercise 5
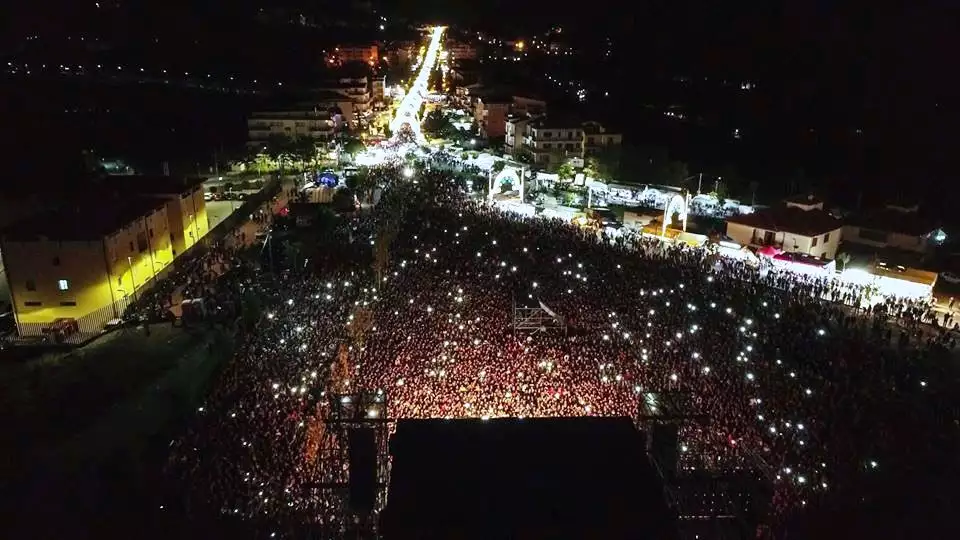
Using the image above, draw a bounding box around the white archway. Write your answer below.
[661,193,690,237]
[488,166,525,202]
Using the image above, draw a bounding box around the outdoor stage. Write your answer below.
[381,416,677,539]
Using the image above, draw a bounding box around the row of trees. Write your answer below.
[421,109,476,144]
[242,133,366,173]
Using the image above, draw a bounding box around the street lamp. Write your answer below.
[682,173,703,195]
[126,256,138,301]
[403,167,414,178]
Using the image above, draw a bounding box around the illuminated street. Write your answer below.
[389,26,446,142]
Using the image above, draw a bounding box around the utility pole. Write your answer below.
[127,256,138,301]
[697,172,703,195]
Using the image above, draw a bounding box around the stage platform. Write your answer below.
[381,416,677,540]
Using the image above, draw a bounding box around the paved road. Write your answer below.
[206,200,243,230]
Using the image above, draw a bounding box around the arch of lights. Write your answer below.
[662,193,690,237]
[489,166,525,202]
[389,26,446,144]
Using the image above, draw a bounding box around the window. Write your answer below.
[60,301,77,307]
[118,276,123,286]
[24,301,42,307]
[137,232,148,252]
[58,279,70,291]
[52,256,61,266]
[25,279,36,291]
[811,236,819,247]
[824,232,830,242]
[149,228,154,238]
[543,143,552,149]
[129,241,135,252]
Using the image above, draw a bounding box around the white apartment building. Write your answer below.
[319,76,372,116]
[247,109,338,146]
[509,116,621,168]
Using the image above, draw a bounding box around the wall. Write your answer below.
[481,103,509,138]
[165,187,209,256]
[842,225,927,253]
[104,207,176,309]
[1,238,115,333]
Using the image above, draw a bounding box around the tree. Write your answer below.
[341,135,365,158]
[583,156,599,180]
[491,160,507,175]
[265,134,296,173]
[332,188,358,214]
[513,147,534,164]
[837,252,852,271]
[556,160,576,181]
[293,138,318,171]
[591,145,622,181]
[373,227,397,283]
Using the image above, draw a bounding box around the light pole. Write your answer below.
[126,256,138,301]
[682,173,704,195]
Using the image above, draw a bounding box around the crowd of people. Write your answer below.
[159,160,957,536]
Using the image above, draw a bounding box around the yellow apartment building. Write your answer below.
[101,176,210,257]
[1,197,176,335]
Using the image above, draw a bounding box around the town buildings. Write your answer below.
[445,40,478,60]
[248,105,342,147]
[506,116,622,168]
[724,195,843,259]
[842,204,942,254]
[0,176,209,337]
[325,44,379,66]
[472,93,547,138]
[247,74,377,146]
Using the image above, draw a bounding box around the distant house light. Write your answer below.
[58,279,70,291]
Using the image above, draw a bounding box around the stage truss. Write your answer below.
[635,390,772,536]
[309,390,391,537]
[512,299,567,335]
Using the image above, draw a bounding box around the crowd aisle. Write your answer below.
[149,161,958,536]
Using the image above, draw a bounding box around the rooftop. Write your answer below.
[529,114,586,130]
[727,205,842,237]
[2,196,167,242]
[783,193,824,206]
[97,175,205,196]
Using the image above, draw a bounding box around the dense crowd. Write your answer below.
[161,161,958,535]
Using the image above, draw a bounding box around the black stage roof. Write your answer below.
[382,417,677,540]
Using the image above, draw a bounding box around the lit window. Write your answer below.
[58,279,70,291]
